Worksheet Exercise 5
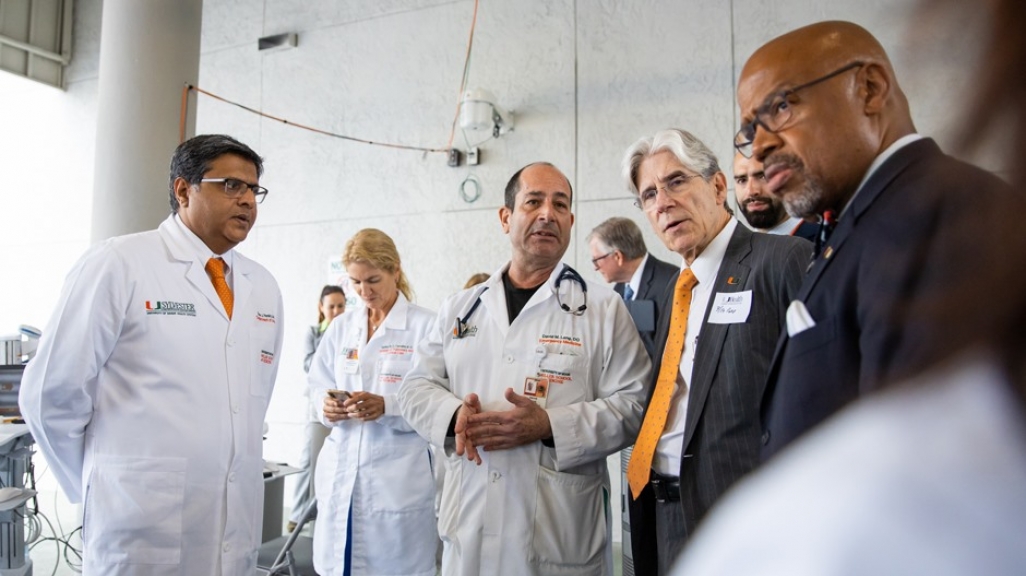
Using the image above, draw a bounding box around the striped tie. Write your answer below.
[205,257,233,319]
[626,268,698,499]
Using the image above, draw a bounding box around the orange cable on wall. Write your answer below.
[180,84,450,154]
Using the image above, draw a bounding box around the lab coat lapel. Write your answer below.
[232,256,253,325]
[479,271,509,339]
[158,216,231,322]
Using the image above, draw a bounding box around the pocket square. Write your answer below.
[785,300,816,337]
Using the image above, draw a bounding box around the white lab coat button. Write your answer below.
[232,405,240,414]
[505,355,514,364]
[490,471,501,483]
[223,543,231,552]
[227,339,235,346]
[229,473,236,483]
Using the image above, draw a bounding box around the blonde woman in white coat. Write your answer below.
[308,229,437,576]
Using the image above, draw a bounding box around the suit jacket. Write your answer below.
[615,254,679,359]
[791,220,819,242]
[629,224,809,569]
[760,138,1015,459]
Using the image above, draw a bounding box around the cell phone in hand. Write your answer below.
[327,389,351,401]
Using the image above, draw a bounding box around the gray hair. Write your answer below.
[621,128,721,197]
[587,217,647,260]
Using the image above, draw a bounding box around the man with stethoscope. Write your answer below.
[399,162,652,576]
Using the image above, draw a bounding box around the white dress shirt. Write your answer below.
[654,218,737,475]
[624,253,650,300]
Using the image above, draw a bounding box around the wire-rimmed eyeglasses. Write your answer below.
[633,174,703,212]
[734,61,864,158]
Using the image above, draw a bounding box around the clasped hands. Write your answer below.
[323,391,385,422]
[455,388,552,465]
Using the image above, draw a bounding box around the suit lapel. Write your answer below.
[637,259,655,299]
[680,225,752,452]
[797,138,939,302]
[763,139,941,417]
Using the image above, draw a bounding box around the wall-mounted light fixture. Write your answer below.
[460,88,514,138]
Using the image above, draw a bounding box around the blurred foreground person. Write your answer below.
[672,7,1026,575]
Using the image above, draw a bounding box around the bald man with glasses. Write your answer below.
[736,21,1016,460]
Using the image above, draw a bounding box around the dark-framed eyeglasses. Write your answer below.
[200,177,269,204]
[591,252,614,268]
[734,61,865,158]
[633,173,703,212]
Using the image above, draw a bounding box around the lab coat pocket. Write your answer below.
[537,354,589,407]
[530,466,605,568]
[376,358,411,388]
[84,455,186,565]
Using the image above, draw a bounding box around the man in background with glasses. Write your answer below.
[587,216,677,359]
[736,21,1015,461]
[20,134,284,575]
[621,129,809,574]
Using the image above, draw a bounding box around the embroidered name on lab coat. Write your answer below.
[145,300,197,316]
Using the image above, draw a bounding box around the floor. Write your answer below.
[25,495,625,575]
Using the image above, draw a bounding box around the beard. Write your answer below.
[740,197,788,230]
[782,180,822,220]
[766,153,824,219]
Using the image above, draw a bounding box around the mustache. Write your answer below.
[764,152,806,177]
[530,223,559,234]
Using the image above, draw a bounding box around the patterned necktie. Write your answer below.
[626,268,699,499]
[623,285,634,303]
[205,257,233,319]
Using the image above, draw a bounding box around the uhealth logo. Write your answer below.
[145,300,197,317]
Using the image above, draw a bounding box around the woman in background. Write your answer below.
[288,284,346,532]
[308,229,437,576]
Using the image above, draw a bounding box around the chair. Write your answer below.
[255,500,317,576]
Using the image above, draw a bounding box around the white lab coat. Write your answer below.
[19,216,285,576]
[309,294,438,576]
[398,263,651,576]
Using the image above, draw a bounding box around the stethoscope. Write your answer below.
[452,265,589,339]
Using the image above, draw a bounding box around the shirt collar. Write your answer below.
[172,214,234,273]
[683,218,737,285]
[766,216,802,236]
[841,133,923,218]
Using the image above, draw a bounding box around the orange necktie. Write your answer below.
[626,268,698,499]
[205,257,233,319]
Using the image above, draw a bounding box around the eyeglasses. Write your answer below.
[200,177,269,204]
[591,252,614,268]
[734,61,864,158]
[633,173,703,212]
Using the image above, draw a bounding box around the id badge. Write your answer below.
[343,347,360,374]
[523,376,549,409]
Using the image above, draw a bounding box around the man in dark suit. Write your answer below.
[621,128,809,574]
[587,217,677,359]
[733,153,818,240]
[735,21,1016,460]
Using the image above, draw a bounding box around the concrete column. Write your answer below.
[90,0,202,242]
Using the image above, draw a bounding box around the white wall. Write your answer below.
[0,0,987,544]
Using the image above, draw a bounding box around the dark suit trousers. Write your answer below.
[655,498,686,575]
